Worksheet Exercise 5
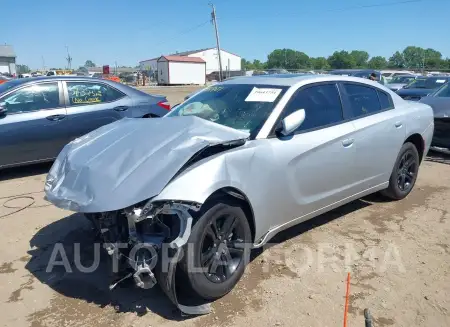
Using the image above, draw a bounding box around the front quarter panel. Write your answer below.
[152,140,285,242]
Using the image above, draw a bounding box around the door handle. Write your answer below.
[395,121,403,128]
[342,138,354,147]
[113,106,129,111]
[46,114,66,121]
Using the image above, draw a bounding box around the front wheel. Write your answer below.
[180,198,252,300]
[381,142,420,200]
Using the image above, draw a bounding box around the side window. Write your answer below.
[435,83,450,98]
[377,90,393,110]
[342,83,381,118]
[281,84,343,132]
[0,83,60,114]
[66,82,125,106]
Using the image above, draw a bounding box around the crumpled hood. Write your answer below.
[44,116,249,213]
[419,96,450,118]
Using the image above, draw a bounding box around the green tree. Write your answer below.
[16,64,30,74]
[423,48,443,69]
[368,56,388,69]
[84,60,96,68]
[327,51,356,69]
[267,49,310,70]
[241,58,254,70]
[350,50,369,68]
[388,51,404,68]
[402,46,426,69]
[311,57,330,70]
[252,59,265,70]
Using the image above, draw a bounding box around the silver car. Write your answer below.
[0,76,170,169]
[45,75,434,313]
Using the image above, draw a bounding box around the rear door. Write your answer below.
[0,81,68,167]
[62,80,129,143]
[339,82,405,191]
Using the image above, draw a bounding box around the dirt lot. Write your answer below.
[0,86,449,327]
[137,85,204,106]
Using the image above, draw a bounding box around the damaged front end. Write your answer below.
[44,116,250,315]
[86,199,210,314]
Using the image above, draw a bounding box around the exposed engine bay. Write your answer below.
[86,200,211,315]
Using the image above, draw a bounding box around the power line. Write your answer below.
[152,20,210,49]
[322,0,432,13]
[219,0,442,20]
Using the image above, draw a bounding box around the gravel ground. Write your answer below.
[0,86,449,327]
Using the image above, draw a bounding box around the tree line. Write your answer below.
[242,46,450,71]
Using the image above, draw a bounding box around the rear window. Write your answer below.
[378,90,393,110]
[342,83,382,118]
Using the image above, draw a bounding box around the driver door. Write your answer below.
[0,81,68,167]
[262,83,360,230]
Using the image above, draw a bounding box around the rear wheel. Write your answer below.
[180,198,251,300]
[381,142,419,200]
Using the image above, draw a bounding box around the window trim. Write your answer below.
[337,81,395,121]
[62,80,126,107]
[0,81,64,115]
[268,81,345,138]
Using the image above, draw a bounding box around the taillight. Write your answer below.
[157,101,171,110]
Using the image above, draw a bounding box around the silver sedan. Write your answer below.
[45,74,434,312]
[0,76,170,169]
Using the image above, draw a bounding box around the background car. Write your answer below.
[381,70,415,82]
[0,76,170,169]
[396,76,450,101]
[385,75,417,91]
[419,82,450,149]
[0,75,11,85]
[329,69,385,84]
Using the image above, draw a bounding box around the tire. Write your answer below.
[381,142,420,200]
[180,198,252,300]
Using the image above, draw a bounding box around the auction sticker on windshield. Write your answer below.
[245,87,282,102]
[436,79,446,83]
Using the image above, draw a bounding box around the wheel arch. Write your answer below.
[201,186,256,243]
[404,133,425,162]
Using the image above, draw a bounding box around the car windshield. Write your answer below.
[404,77,448,89]
[390,76,415,84]
[431,82,450,98]
[166,84,289,137]
[352,71,372,78]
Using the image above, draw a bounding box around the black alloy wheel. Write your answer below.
[180,199,252,300]
[201,213,246,283]
[382,142,420,200]
[396,151,417,192]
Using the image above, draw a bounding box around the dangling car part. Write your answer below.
[45,76,433,315]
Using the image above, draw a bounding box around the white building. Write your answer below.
[157,55,206,85]
[0,45,16,75]
[140,47,241,75]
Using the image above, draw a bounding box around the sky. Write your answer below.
[2,0,449,69]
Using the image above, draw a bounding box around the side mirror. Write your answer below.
[279,109,305,136]
[0,103,7,116]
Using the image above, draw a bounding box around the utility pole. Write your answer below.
[41,56,46,72]
[209,3,223,81]
[65,45,72,70]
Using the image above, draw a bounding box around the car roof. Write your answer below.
[221,74,382,87]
